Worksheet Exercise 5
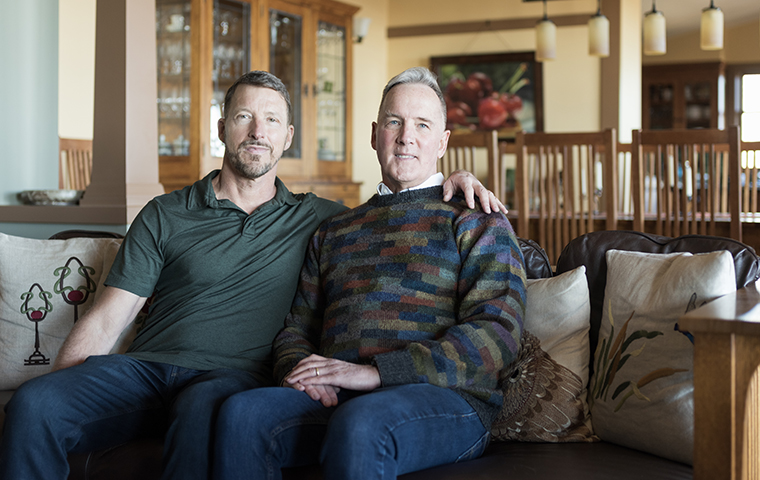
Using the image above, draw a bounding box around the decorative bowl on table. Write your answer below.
[17,189,85,206]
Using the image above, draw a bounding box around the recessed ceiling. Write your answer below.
[526,1,760,37]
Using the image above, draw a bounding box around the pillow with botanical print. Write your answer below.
[589,249,735,465]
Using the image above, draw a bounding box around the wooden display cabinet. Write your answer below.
[155,0,361,207]
[642,62,725,131]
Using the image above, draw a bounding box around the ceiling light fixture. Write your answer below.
[643,0,666,56]
[588,0,609,57]
[700,0,724,50]
[535,0,556,62]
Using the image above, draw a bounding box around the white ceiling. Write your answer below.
[644,0,760,37]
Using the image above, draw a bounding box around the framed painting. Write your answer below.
[430,52,544,135]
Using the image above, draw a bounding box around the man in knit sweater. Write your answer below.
[213,67,527,480]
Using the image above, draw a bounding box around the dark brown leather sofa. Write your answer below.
[4,230,759,480]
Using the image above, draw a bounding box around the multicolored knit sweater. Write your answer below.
[273,187,527,427]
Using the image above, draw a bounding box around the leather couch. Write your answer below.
[3,230,758,479]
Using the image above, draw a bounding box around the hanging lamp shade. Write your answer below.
[588,11,610,57]
[536,1,556,62]
[643,3,666,56]
[700,1,724,50]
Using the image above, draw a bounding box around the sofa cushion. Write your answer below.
[492,266,594,442]
[589,249,736,465]
[555,230,760,376]
[0,233,136,390]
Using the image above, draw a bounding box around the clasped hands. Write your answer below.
[283,354,381,407]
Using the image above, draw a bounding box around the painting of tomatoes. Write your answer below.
[431,52,543,135]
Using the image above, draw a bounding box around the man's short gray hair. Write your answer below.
[379,67,447,126]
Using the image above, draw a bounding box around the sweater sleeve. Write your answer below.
[272,230,325,384]
[372,209,527,394]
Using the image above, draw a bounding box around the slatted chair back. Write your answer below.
[741,140,760,221]
[514,129,617,264]
[631,126,741,242]
[439,130,500,196]
[59,137,94,190]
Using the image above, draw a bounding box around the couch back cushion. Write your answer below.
[519,237,552,280]
[555,231,760,372]
[0,233,138,390]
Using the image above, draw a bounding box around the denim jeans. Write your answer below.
[0,354,262,480]
[213,383,491,480]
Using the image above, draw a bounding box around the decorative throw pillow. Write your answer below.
[492,265,595,442]
[589,249,736,465]
[0,233,136,390]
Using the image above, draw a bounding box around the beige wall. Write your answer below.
[58,0,96,140]
[385,1,602,134]
[349,0,389,202]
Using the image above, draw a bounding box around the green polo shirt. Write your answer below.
[105,170,347,382]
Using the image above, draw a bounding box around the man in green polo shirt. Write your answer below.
[0,70,504,480]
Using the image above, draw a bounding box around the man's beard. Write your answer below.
[227,141,281,180]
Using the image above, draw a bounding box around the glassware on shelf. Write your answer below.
[270,9,303,159]
[156,0,192,157]
[316,20,345,162]
[210,0,250,158]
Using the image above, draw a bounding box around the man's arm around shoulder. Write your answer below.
[53,286,147,371]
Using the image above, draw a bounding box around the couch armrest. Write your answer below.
[680,282,760,480]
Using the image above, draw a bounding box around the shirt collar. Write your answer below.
[376,172,445,196]
[188,170,299,210]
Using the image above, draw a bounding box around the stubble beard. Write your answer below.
[227,142,281,180]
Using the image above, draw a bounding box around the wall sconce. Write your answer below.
[353,17,371,43]
[643,1,666,56]
[700,1,723,50]
[535,0,556,61]
[588,0,609,57]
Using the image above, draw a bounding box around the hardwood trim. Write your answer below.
[387,13,590,39]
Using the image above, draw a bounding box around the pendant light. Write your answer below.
[643,1,666,56]
[588,0,610,57]
[536,0,556,62]
[700,1,724,50]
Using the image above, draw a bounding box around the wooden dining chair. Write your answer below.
[439,130,500,198]
[631,126,741,242]
[59,137,94,190]
[514,129,617,264]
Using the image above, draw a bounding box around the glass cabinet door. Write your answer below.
[269,8,303,160]
[683,81,712,130]
[209,0,251,158]
[156,0,192,157]
[647,83,674,130]
[316,20,346,163]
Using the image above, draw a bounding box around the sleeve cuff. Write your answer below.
[373,349,419,387]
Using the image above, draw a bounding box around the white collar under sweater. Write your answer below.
[376,172,445,196]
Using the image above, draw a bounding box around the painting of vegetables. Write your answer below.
[431,52,543,134]
[590,301,688,411]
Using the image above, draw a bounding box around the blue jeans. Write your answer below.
[0,354,262,480]
[213,384,490,480]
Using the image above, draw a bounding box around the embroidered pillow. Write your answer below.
[492,266,595,442]
[0,233,136,390]
[589,249,736,465]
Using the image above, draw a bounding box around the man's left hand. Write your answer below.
[442,170,506,214]
[285,354,382,393]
